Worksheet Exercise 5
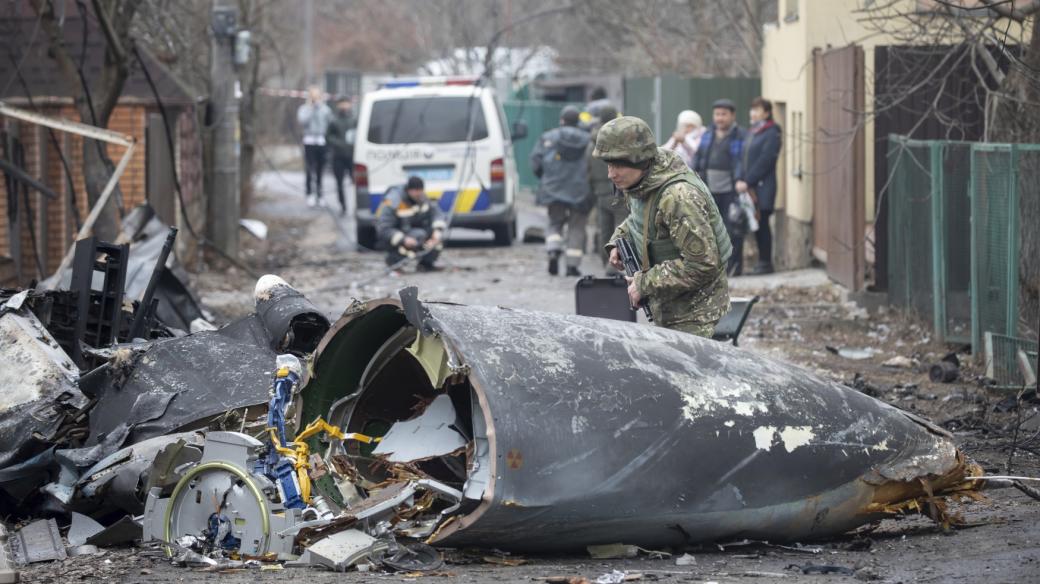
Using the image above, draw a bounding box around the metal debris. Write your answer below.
[302,529,386,571]
[142,431,302,559]
[66,513,104,547]
[371,394,467,462]
[674,553,697,566]
[0,524,18,583]
[9,519,65,565]
[0,278,1000,573]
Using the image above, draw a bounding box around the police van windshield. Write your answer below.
[367,97,488,144]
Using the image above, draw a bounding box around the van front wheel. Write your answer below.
[492,220,515,246]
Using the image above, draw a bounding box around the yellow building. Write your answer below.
[761,0,1024,287]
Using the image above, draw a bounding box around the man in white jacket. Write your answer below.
[296,86,333,207]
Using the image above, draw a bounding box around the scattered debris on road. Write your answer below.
[0,248,1035,577]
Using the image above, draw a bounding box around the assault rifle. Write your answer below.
[616,237,653,322]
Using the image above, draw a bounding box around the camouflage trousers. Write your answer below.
[664,321,716,338]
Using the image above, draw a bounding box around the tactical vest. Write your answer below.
[639,175,733,271]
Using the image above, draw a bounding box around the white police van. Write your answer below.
[353,77,525,248]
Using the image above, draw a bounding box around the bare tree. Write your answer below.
[31,0,143,241]
[135,0,301,214]
[857,0,1040,336]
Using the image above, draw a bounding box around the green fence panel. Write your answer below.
[939,143,973,342]
[888,136,1037,349]
[886,136,936,324]
[971,145,1019,350]
[623,76,761,137]
[503,100,582,191]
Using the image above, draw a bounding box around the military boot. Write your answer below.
[548,251,561,275]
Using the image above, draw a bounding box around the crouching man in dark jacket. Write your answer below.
[376,176,446,271]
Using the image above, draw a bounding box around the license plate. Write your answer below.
[403,165,453,182]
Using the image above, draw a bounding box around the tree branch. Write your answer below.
[92,0,127,62]
[978,0,1040,21]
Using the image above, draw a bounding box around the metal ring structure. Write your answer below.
[162,461,272,558]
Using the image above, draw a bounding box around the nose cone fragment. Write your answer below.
[303,290,978,552]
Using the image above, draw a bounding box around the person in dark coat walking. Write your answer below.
[737,97,782,275]
[326,97,357,215]
[530,105,592,276]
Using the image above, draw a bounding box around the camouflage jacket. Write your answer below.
[607,148,731,331]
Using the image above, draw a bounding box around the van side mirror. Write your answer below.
[511,120,528,142]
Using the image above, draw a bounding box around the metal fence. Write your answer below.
[503,100,582,190]
[886,135,1038,349]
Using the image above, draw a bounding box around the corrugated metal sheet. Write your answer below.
[623,76,761,138]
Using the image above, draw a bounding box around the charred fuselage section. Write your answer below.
[302,289,979,552]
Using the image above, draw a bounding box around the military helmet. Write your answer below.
[592,116,657,164]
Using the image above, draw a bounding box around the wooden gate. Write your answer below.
[813,45,866,291]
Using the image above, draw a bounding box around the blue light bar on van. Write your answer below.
[380,76,478,89]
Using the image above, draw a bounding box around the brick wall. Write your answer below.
[0,103,203,286]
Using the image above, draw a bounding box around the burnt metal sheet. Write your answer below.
[308,292,976,551]
[86,315,277,450]
[120,205,207,333]
[0,306,86,471]
[84,515,142,547]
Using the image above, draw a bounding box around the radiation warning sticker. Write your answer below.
[506,449,524,470]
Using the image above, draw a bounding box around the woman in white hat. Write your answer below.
[662,109,705,168]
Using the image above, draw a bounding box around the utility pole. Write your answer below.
[303,0,314,85]
[208,0,240,258]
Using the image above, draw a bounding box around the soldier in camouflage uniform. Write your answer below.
[593,116,731,337]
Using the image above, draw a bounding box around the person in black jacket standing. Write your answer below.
[326,97,357,215]
[693,99,746,276]
[737,97,782,275]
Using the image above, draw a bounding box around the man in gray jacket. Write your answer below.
[296,86,333,207]
[530,105,592,276]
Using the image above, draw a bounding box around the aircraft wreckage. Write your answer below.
[2,279,986,571]
[137,286,981,566]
